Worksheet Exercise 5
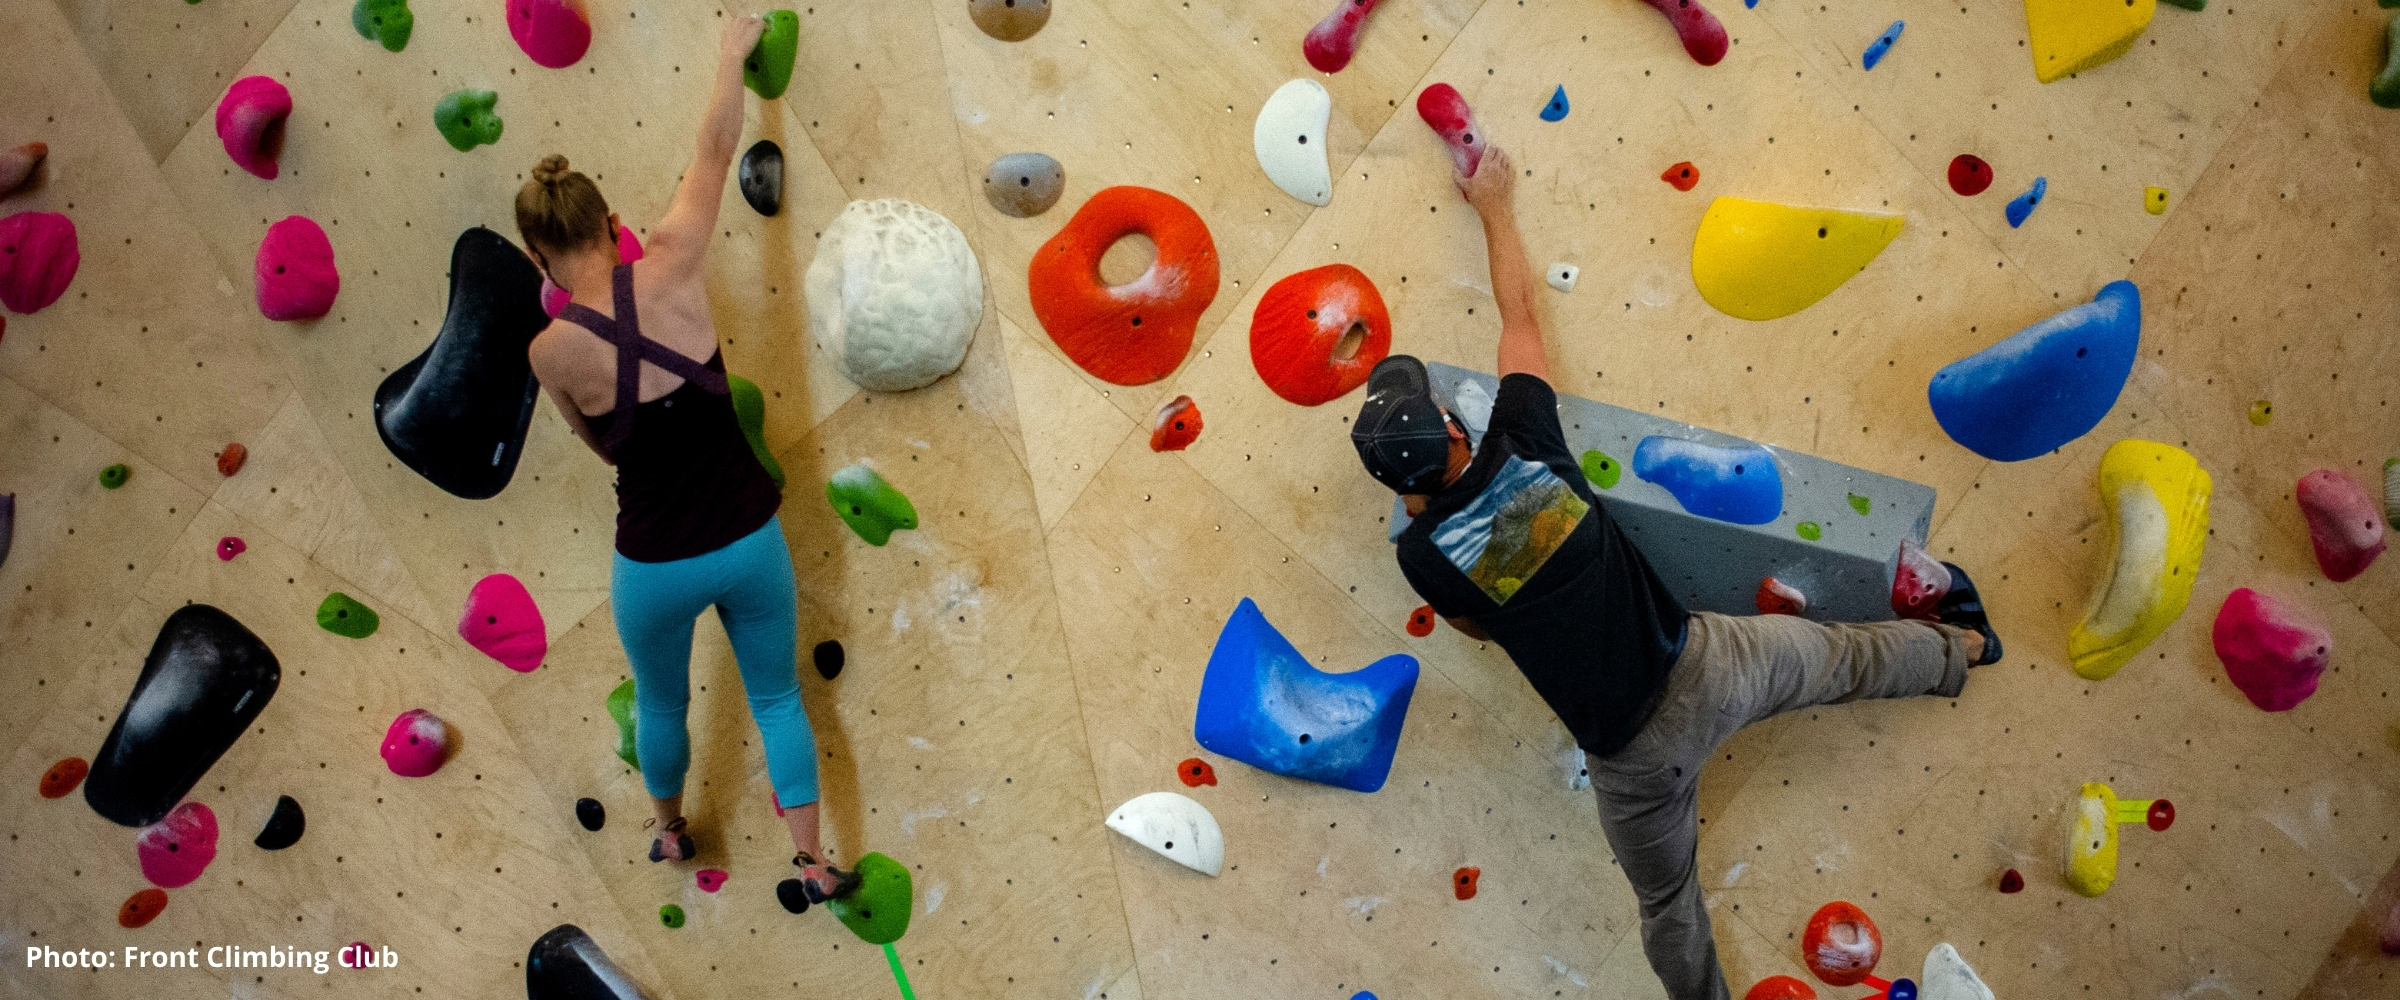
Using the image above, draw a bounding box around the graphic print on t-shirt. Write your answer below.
[1430,454,1590,604]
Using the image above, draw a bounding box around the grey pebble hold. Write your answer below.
[984,152,1065,218]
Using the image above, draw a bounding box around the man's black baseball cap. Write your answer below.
[1351,355,1453,494]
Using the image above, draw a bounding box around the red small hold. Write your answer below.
[1947,154,1993,197]
[1453,866,1480,900]
[1997,868,2024,893]
[1661,161,1700,192]
[39,757,88,798]
[2146,799,2174,832]
[1177,757,1217,787]
[1406,604,1437,637]
[1151,395,1202,452]
[217,537,246,561]
[118,888,168,929]
[1754,577,1806,616]
[217,443,248,477]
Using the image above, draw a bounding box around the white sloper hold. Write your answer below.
[1105,792,1224,876]
[1255,79,1334,207]
[1547,263,1579,293]
[1920,942,1995,1000]
[805,199,985,392]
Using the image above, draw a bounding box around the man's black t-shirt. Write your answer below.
[1395,374,1689,756]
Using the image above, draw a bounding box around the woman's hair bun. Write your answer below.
[532,154,573,185]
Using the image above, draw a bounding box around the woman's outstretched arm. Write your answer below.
[649,13,766,276]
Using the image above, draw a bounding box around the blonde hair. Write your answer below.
[514,154,611,257]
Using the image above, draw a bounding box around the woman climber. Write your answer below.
[514,13,847,907]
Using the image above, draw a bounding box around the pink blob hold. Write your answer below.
[0,211,80,315]
[1303,0,1384,74]
[214,76,292,180]
[2211,588,2330,712]
[135,802,220,889]
[696,869,728,893]
[2296,469,2386,583]
[459,573,547,672]
[2381,899,2400,955]
[1889,537,1951,621]
[216,537,246,561]
[1415,83,1487,178]
[340,942,371,968]
[0,141,46,198]
[255,216,340,321]
[540,225,643,317]
[1640,0,1729,67]
[508,0,594,70]
[380,709,451,777]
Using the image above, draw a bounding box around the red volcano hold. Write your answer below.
[1947,155,1993,197]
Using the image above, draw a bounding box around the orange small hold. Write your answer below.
[39,757,89,798]
[118,888,168,928]
[1452,866,1480,900]
[1177,757,1217,787]
[1405,604,1437,637]
[1151,395,1202,452]
[217,442,248,477]
[1662,161,1700,192]
[1743,975,1818,1000]
[1754,577,1807,616]
[1801,900,1882,986]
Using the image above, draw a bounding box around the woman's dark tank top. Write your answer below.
[559,265,781,564]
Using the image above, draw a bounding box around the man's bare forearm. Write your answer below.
[1480,200,1550,380]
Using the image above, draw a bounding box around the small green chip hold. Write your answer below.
[826,464,917,546]
[1847,493,1872,516]
[316,592,381,639]
[1796,522,1823,541]
[659,904,685,929]
[99,464,131,489]
[1579,450,1621,490]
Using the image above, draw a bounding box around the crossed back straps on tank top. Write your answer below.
[555,263,727,455]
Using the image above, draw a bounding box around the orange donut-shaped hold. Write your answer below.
[1800,900,1882,986]
[1250,264,1391,406]
[1029,186,1220,386]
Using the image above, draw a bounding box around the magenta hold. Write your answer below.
[696,869,728,893]
[2211,588,2330,712]
[0,211,80,314]
[507,0,593,69]
[135,801,220,889]
[216,537,247,561]
[255,216,340,321]
[380,708,450,777]
[459,573,546,672]
[215,76,292,180]
[2296,469,2386,582]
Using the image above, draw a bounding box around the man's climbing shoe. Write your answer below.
[1937,562,2002,665]
[648,817,694,863]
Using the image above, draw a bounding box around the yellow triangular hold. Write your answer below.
[2067,439,2211,680]
[1690,197,1902,321]
[2024,0,2155,84]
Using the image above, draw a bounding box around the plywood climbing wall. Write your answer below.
[0,0,2393,998]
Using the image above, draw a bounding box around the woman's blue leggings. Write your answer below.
[611,517,819,809]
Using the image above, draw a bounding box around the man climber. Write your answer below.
[1349,145,2003,1000]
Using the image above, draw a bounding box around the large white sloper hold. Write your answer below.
[1105,792,1224,876]
[805,199,985,392]
[1920,942,1994,1000]
[1255,79,1334,207]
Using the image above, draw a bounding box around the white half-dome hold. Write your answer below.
[805,199,985,392]
[1105,792,1224,876]
[1547,263,1580,293]
[1255,79,1333,207]
[1920,942,1995,1000]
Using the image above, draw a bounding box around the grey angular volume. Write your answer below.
[373,227,549,500]
[983,152,1065,218]
[86,605,281,827]
[738,140,783,217]
[526,924,651,1000]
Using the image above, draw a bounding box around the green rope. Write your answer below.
[882,941,917,1000]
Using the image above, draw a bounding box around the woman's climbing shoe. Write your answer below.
[795,852,863,903]
[648,817,695,863]
[775,878,811,914]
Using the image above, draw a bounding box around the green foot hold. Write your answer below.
[829,852,913,945]
[745,10,800,100]
[658,904,685,929]
[99,464,130,489]
[2375,14,2400,109]
[434,90,503,151]
[827,464,917,546]
[1579,450,1621,490]
[316,593,380,638]
[2159,0,2204,10]
[352,0,414,51]
[1847,493,1872,516]
[1795,521,1823,541]
[727,374,785,488]
[606,678,639,770]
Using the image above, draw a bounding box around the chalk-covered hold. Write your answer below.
[87,606,280,827]
[1927,281,2140,462]
[380,709,450,777]
[806,199,983,392]
[1547,263,1579,293]
[2296,468,2386,582]
[136,802,219,888]
[256,216,340,321]
[2211,588,2329,712]
[1255,79,1334,207]
[1919,943,1994,1000]
[1304,0,1383,73]
[1633,435,1785,525]
[1106,791,1224,876]
[1802,900,1882,986]
[2069,440,2210,681]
